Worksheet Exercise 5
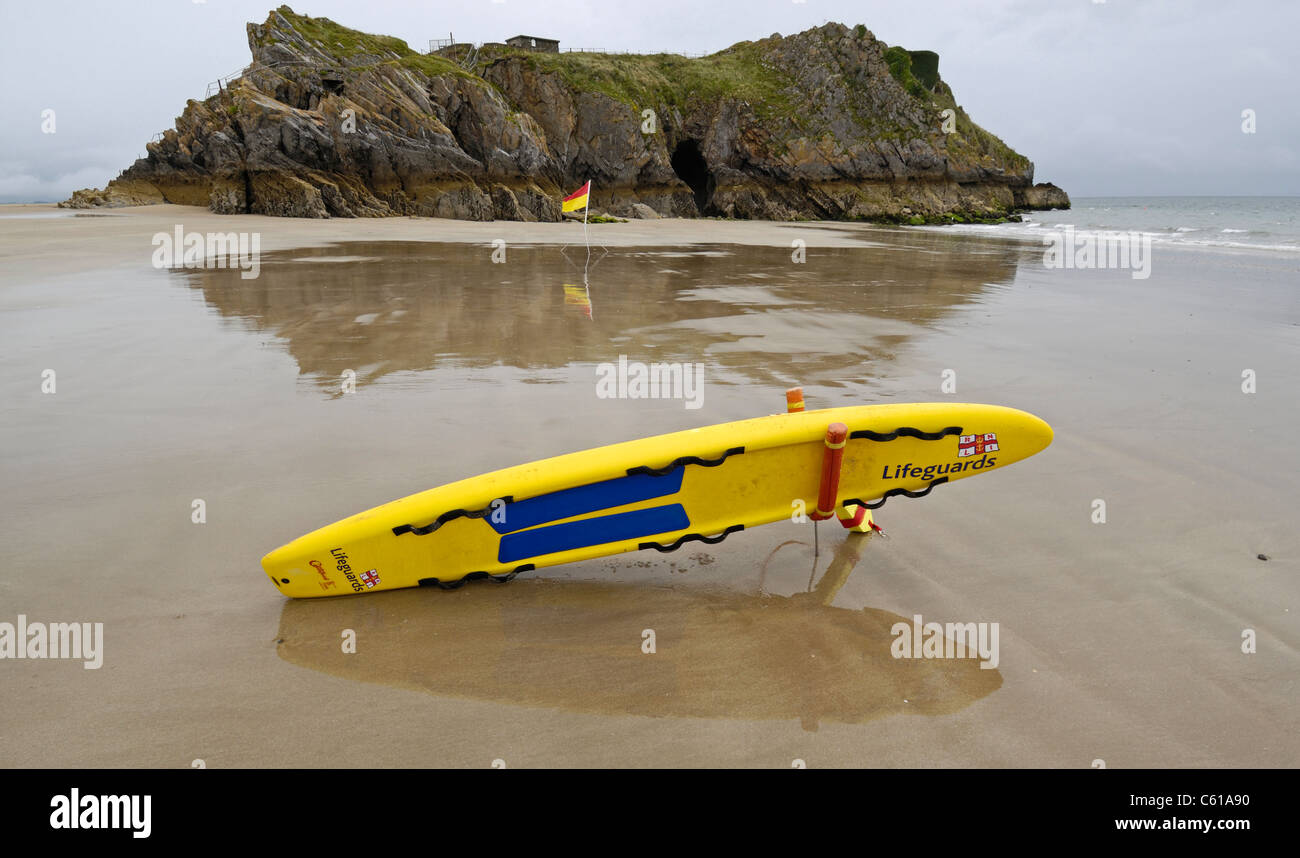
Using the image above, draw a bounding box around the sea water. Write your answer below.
[923,195,1300,254]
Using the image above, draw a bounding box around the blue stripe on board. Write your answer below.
[487,469,685,534]
[497,504,690,563]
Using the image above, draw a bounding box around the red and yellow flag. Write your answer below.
[562,180,590,213]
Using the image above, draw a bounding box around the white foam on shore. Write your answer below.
[907,220,1300,254]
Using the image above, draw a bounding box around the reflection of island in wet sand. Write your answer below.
[277,534,1001,730]
[181,237,1021,390]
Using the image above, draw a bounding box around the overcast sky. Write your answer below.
[2,0,1296,202]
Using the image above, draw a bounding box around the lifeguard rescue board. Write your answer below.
[262,402,1052,598]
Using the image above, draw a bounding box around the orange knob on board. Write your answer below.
[786,387,805,413]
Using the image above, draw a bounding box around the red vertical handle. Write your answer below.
[812,422,848,520]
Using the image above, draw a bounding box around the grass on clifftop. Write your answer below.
[267,6,477,80]
[499,42,797,119]
[883,47,929,99]
[267,6,410,58]
[884,47,941,96]
[395,52,482,81]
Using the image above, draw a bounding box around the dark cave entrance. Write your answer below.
[670,139,712,214]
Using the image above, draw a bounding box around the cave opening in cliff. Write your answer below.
[670,139,712,214]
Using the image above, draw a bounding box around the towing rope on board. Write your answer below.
[640,525,745,553]
[417,564,535,590]
[848,426,962,442]
[626,446,746,477]
[844,476,949,510]
[393,496,514,537]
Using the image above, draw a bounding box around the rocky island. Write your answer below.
[64,6,1069,222]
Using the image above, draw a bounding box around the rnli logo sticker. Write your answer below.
[958,433,999,457]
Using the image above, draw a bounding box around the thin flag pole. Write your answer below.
[585,180,593,318]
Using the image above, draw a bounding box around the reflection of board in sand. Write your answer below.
[262,401,1052,597]
[275,533,1002,729]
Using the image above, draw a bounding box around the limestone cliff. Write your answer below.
[63,7,1069,221]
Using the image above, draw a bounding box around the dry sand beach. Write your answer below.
[1,203,1297,767]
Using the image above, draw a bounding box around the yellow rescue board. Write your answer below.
[262,402,1052,597]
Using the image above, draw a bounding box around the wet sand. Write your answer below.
[1,204,1296,767]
